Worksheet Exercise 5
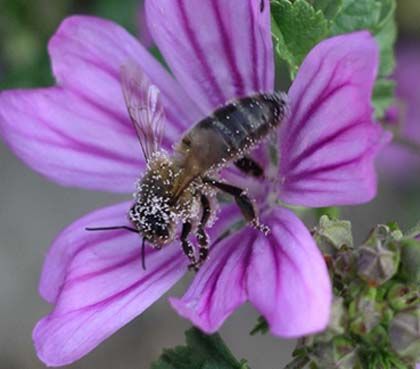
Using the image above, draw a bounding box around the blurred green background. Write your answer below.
[0,1,419,369]
[0,0,141,89]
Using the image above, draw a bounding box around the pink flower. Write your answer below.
[0,0,388,366]
[379,44,420,180]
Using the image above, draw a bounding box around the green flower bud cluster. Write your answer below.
[291,217,420,369]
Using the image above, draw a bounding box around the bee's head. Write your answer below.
[129,154,180,247]
[129,193,176,248]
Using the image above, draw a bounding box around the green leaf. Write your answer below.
[329,0,397,118]
[271,0,329,79]
[151,328,248,369]
[330,0,382,34]
[372,79,395,119]
[374,2,397,77]
[250,316,269,336]
[330,0,396,76]
[311,0,344,20]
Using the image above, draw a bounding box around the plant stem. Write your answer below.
[393,136,420,156]
[283,356,310,369]
[405,221,420,239]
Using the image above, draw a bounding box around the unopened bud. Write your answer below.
[349,293,381,335]
[357,225,400,286]
[389,307,420,362]
[365,325,388,347]
[333,246,356,280]
[399,239,420,284]
[309,337,359,369]
[329,297,346,336]
[313,216,353,257]
[387,282,420,311]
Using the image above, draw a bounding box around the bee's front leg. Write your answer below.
[181,222,197,269]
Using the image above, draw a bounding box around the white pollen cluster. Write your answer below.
[129,151,207,246]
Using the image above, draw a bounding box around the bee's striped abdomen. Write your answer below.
[198,92,288,160]
[175,92,288,178]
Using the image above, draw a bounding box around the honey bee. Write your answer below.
[87,63,288,270]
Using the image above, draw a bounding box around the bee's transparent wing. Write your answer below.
[120,62,164,162]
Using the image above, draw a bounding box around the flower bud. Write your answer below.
[357,225,400,286]
[308,337,360,369]
[333,246,356,280]
[365,325,389,347]
[329,297,346,336]
[349,293,381,335]
[399,239,420,284]
[313,215,353,257]
[387,282,420,311]
[389,307,420,362]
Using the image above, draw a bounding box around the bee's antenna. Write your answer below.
[141,238,147,271]
[86,226,147,270]
[85,226,139,233]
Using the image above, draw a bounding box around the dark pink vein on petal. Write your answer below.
[76,55,187,133]
[36,114,139,166]
[201,238,251,321]
[54,249,184,316]
[286,61,345,150]
[44,256,185,353]
[212,0,245,97]
[286,152,370,183]
[248,1,260,91]
[63,249,141,289]
[287,119,365,170]
[177,0,226,107]
[56,38,188,132]
[274,218,309,276]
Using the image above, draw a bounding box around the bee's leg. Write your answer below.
[203,178,269,234]
[234,156,264,178]
[181,222,197,269]
[193,194,211,270]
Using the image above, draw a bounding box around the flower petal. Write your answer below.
[137,4,154,48]
[146,0,274,114]
[279,31,390,207]
[247,208,331,337]
[170,222,252,333]
[0,88,141,192]
[49,15,201,133]
[34,201,187,366]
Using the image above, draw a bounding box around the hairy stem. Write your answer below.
[283,356,309,369]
